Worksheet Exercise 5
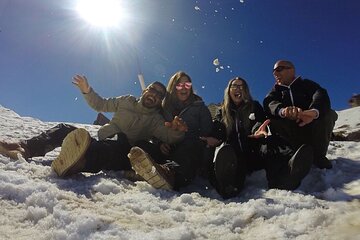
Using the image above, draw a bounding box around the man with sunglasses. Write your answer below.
[263,60,338,169]
[0,75,187,178]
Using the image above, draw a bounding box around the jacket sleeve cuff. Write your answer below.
[278,108,286,118]
[311,108,320,119]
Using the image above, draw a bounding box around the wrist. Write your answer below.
[82,87,91,94]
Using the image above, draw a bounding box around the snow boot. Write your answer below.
[51,128,91,177]
[128,146,174,190]
[284,144,314,189]
[122,170,145,182]
[314,156,332,169]
[214,144,243,199]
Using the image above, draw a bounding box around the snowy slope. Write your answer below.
[0,105,359,240]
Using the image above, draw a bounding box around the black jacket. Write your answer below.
[213,100,266,153]
[163,97,213,142]
[263,77,331,119]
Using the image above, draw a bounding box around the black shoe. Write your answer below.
[214,145,243,199]
[314,156,332,169]
[289,144,314,182]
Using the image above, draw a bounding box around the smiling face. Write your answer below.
[141,82,166,109]
[175,76,192,103]
[229,79,244,106]
[273,61,296,86]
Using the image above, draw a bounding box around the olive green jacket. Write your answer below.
[83,88,184,145]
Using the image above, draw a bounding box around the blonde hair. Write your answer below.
[221,77,253,135]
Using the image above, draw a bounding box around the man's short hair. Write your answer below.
[150,81,166,94]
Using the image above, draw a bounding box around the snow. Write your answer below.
[333,106,360,136]
[0,105,359,240]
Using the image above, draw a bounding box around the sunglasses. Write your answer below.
[176,82,192,90]
[273,66,292,73]
[230,84,244,90]
[146,86,166,100]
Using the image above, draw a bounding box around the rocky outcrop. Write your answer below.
[332,125,360,142]
[332,106,360,142]
[349,94,360,108]
[208,103,221,119]
[93,113,110,126]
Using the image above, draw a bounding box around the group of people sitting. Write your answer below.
[0,59,338,199]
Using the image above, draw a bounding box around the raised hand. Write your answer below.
[165,116,188,132]
[72,74,91,94]
[248,119,270,138]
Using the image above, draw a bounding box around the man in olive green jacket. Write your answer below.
[0,75,186,178]
[80,76,185,145]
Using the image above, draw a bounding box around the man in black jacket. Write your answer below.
[263,60,338,169]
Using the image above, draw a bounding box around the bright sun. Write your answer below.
[76,0,126,27]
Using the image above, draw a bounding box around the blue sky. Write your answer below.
[0,0,359,124]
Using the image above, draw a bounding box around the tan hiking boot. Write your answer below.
[51,128,91,177]
[0,141,28,160]
[128,147,174,190]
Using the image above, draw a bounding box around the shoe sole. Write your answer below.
[51,128,90,177]
[289,144,313,180]
[214,144,241,197]
[128,147,173,190]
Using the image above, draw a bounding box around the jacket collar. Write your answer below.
[275,76,301,89]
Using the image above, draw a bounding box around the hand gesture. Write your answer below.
[297,110,317,127]
[199,136,222,148]
[282,106,302,120]
[165,116,188,132]
[248,119,270,138]
[72,74,91,94]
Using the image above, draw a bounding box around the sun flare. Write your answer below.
[76,0,126,27]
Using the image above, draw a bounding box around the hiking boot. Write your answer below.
[0,140,29,160]
[51,128,91,177]
[314,156,332,169]
[214,144,243,199]
[128,147,174,190]
[289,144,314,181]
[122,170,145,182]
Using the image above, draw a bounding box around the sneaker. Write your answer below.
[128,147,174,190]
[51,128,91,177]
[0,141,28,160]
[314,156,332,169]
[214,144,243,199]
[289,144,314,179]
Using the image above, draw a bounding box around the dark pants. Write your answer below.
[138,139,206,190]
[269,110,338,159]
[22,123,133,173]
[171,140,205,189]
[260,135,298,189]
[209,135,296,194]
[22,123,77,158]
[83,133,132,172]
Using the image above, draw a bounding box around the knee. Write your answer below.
[314,110,338,128]
[56,123,77,131]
